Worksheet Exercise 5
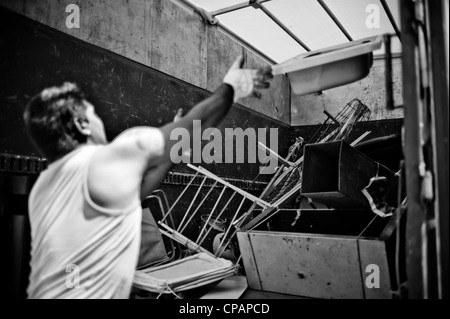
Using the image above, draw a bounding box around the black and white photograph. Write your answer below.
[0,0,448,305]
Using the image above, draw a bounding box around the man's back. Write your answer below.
[27,145,141,299]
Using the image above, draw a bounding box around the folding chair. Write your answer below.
[133,165,273,298]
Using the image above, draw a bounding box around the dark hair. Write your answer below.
[23,82,88,162]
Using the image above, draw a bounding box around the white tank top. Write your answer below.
[27,145,141,299]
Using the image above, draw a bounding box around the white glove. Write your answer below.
[223,56,273,103]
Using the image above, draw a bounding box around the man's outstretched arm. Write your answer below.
[136,55,273,169]
[88,56,272,210]
[139,109,183,200]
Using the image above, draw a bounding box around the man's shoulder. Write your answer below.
[29,146,101,208]
[97,127,165,165]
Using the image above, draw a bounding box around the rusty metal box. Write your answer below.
[302,140,396,209]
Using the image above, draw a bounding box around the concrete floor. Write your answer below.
[131,276,308,299]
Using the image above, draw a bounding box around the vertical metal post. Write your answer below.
[427,0,449,299]
[384,34,395,110]
[400,0,425,299]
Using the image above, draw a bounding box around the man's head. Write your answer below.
[24,82,107,162]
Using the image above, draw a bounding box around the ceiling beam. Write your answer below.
[208,1,253,16]
[380,0,402,41]
[211,0,310,52]
[216,22,277,65]
[317,0,354,42]
[254,0,311,51]
[172,0,277,64]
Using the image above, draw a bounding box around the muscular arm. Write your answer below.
[139,109,182,200]
[135,56,272,170]
[135,83,234,168]
[87,84,234,211]
[140,162,173,200]
[87,57,271,211]
[138,84,233,199]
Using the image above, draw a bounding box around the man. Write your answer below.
[23,56,272,298]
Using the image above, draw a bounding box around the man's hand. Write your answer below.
[223,55,273,103]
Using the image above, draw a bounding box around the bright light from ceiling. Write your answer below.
[183,0,402,61]
[263,0,349,51]
[217,6,306,63]
[323,0,401,54]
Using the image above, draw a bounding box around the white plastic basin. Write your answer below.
[272,35,383,95]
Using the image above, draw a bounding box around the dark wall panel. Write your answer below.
[0,8,289,181]
[0,7,290,299]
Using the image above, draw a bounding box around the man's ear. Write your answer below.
[73,117,92,136]
[173,108,183,123]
